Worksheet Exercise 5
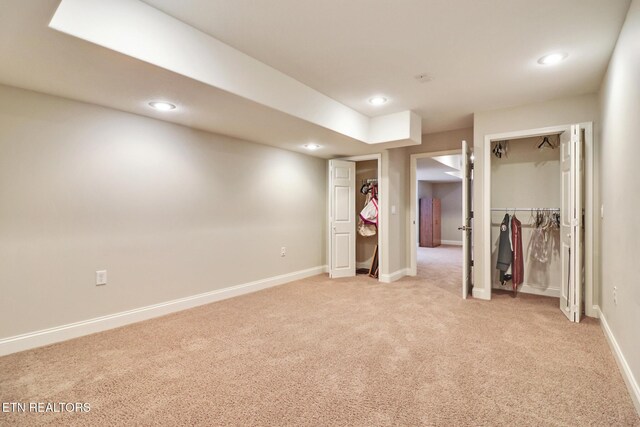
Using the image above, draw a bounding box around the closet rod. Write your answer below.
[491,208,560,212]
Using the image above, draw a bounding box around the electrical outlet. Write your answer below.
[280,247,286,257]
[96,270,107,286]
[613,286,617,306]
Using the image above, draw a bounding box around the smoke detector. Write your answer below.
[414,73,433,83]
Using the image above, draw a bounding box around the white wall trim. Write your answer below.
[441,240,463,246]
[0,265,327,357]
[472,287,490,300]
[492,283,560,298]
[379,268,409,283]
[597,307,640,415]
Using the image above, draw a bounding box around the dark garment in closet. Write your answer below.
[511,215,524,290]
[496,214,513,282]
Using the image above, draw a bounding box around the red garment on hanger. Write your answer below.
[511,215,524,290]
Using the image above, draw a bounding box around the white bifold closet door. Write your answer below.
[560,125,584,322]
[329,160,356,278]
[461,140,473,299]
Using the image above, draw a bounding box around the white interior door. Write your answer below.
[461,140,473,298]
[560,125,584,322]
[329,160,356,278]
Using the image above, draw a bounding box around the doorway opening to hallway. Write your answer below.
[409,143,473,298]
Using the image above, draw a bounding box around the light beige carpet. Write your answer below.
[1,246,638,426]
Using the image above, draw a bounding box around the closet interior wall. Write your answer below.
[490,136,563,297]
[356,160,378,269]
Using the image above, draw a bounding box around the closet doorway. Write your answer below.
[483,123,594,322]
[328,154,382,281]
[409,141,473,298]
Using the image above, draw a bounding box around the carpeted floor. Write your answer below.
[1,245,638,426]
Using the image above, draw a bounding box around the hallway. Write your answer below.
[417,245,463,296]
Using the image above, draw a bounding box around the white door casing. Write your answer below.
[329,160,356,278]
[461,140,473,299]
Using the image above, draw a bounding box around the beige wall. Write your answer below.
[598,0,640,411]
[418,181,434,200]
[473,93,599,300]
[490,137,561,294]
[433,182,463,243]
[383,147,407,275]
[406,128,473,156]
[355,160,378,266]
[0,85,327,338]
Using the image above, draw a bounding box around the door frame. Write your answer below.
[408,149,463,277]
[328,154,383,280]
[482,122,596,317]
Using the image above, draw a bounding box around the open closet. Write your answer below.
[488,125,586,322]
[328,155,382,280]
[356,160,379,278]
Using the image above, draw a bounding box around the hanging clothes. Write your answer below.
[511,215,523,290]
[496,213,513,283]
[357,193,378,237]
[360,195,378,225]
[530,210,551,263]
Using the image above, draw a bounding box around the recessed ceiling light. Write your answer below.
[537,52,568,65]
[148,101,176,111]
[368,96,387,106]
[304,143,321,150]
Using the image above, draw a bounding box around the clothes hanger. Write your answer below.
[538,136,556,149]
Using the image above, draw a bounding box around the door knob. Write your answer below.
[458,226,471,231]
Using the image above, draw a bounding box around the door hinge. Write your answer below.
[470,211,474,219]
[470,260,474,267]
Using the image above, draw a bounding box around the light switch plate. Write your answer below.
[96,270,107,286]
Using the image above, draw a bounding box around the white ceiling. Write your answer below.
[417,156,463,182]
[143,0,630,133]
[0,0,631,158]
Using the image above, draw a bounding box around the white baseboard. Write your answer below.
[597,307,640,415]
[356,260,374,269]
[472,287,490,300]
[379,268,409,283]
[492,283,560,298]
[0,265,327,357]
[441,240,463,246]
